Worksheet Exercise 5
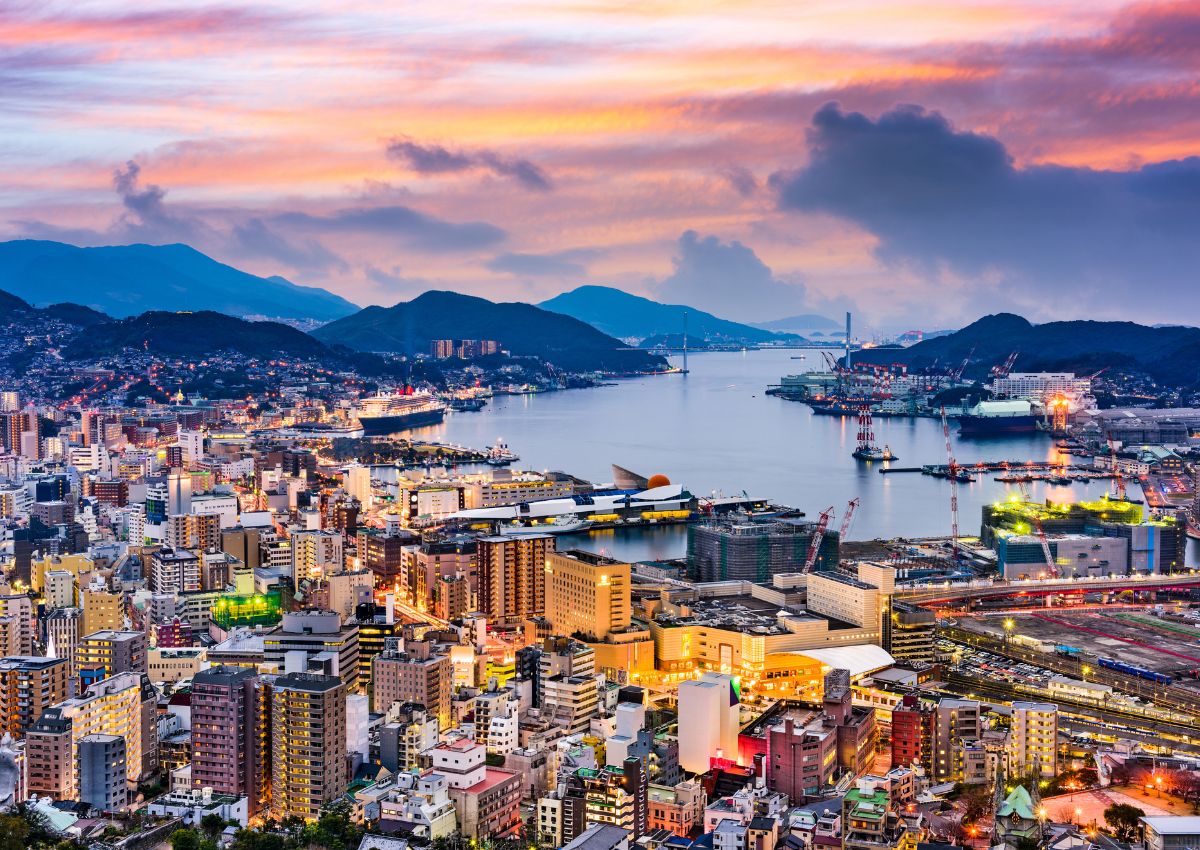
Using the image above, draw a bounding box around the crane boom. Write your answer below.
[839,498,860,540]
[804,505,836,573]
[940,406,960,560]
[1033,516,1057,577]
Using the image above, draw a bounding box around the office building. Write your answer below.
[545,550,630,641]
[0,656,69,738]
[1009,702,1058,778]
[477,535,553,624]
[357,529,413,585]
[677,672,740,774]
[191,666,269,815]
[270,673,347,821]
[79,734,128,811]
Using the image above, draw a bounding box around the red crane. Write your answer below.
[990,351,1019,379]
[1108,438,1126,500]
[940,405,960,560]
[804,505,836,573]
[1032,516,1058,578]
[839,498,860,540]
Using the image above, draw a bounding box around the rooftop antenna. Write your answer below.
[682,310,689,374]
[845,311,852,371]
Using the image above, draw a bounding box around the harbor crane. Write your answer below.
[940,405,961,561]
[803,505,836,573]
[990,351,1019,379]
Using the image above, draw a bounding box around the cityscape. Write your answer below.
[5,4,1200,850]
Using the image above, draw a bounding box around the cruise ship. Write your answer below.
[352,391,446,436]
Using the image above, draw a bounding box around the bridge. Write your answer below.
[894,571,1200,606]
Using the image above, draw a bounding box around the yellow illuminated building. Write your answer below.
[545,550,631,641]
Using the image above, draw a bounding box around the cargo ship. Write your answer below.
[353,392,445,436]
[958,400,1039,436]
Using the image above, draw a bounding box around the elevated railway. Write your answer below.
[895,572,1200,606]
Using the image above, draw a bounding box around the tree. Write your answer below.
[200,814,227,838]
[0,813,31,850]
[1104,802,1146,841]
[170,829,203,850]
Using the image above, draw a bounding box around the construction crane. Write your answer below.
[940,406,961,561]
[803,505,836,573]
[1032,516,1058,578]
[839,498,860,540]
[1108,439,1126,500]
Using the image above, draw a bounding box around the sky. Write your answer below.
[3,0,1200,330]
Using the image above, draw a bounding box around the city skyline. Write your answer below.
[4,1,1200,328]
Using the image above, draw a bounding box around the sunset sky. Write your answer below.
[3,0,1199,329]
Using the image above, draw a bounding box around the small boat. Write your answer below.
[852,445,897,462]
[449,397,486,412]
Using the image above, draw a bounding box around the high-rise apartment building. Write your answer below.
[75,630,147,690]
[151,548,202,594]
[290,529,343,584]
[263,611,360,692]
[1009,702,1058,778]
[191,666,269,815]
[0,657,69,739]
[477,535,554,624]
[561,758,648,843]
[270,673,347,821]
[79,734,128,811]
[165,513,221,553]
[931,698,981,782]
[371,638,452,726]
[80,589,123,636]
[26,671,143,800]
[544,550,630,640]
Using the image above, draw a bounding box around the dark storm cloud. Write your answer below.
[770,102,1200,301]
[386,137,553,191]
[655,230,807,323]
[485,249,599,277]
[275,205,506,252]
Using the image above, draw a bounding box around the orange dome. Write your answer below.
[647,474,671,488]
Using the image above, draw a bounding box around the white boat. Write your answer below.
[497,516,593,536]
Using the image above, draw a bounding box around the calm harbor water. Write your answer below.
[404,348,1150,562]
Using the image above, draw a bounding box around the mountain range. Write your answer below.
[0,240,359,322]
[539,285,803,344]
[313,290,667,372]
[852,313,1200,387]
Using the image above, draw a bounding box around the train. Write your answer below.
[1096,656,1174,684]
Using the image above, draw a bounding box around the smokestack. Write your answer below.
[845,311,852,370]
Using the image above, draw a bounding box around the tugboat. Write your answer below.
[851,405,897,462]
[486,438,519,466]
